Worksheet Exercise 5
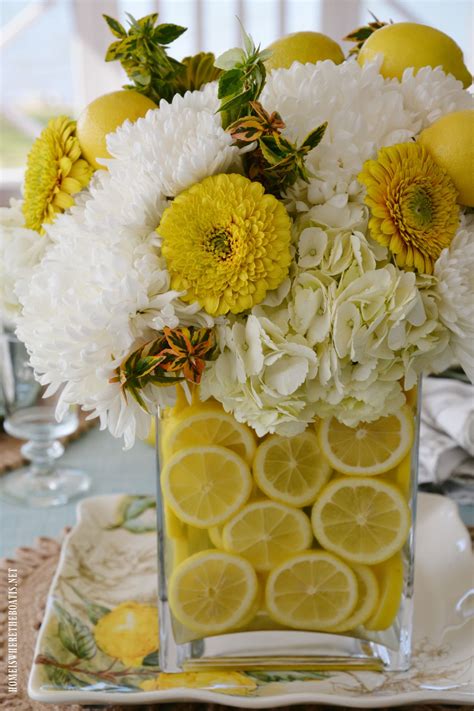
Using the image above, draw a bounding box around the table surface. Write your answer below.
[1,425,473,559]
[0,425,156,558]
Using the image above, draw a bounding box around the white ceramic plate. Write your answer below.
[28,492,474,707]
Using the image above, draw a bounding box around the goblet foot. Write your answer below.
[0,467,90,507]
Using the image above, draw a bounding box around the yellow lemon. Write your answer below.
[253,430,331,507]
[222,500,312,572]
[365,553,404,631]
[265,31,344,71]
[145,417,156,447]
[141,670,257,696]
[318,406,414,476]
[163,403,256,464]
[76,90,157,170]
[328,564,379,633]
[358,22,472,88]
[311,477,410,565]
[161,445,252,528]
[418,110,474,207]
[265,551,358,630]
[93,602,158,666]
[168,550,258,635]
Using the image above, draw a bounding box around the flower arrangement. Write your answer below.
[1,13,473,448]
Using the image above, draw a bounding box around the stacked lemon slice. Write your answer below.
[160,394,414,639]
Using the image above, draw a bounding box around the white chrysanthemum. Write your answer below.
[105,82,241,199]
[400,65,473,130]
[0,199,49,322]
[262,58,416,216]
[434,216,474,382]
[16,86,237,448]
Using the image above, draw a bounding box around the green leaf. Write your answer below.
[65,583,111,625]
[154,23,187,45]
[301,121,328,151]
[142,650,160,667]
[136,13,158,29]
[123,518,156,533]
[123,496,156,521]
[103,14,126,38]
[215,47,246,71]
[54,603,96,660]
[131,70,151,87]
[218,88,253,114]
[218,68,243,99]
[344,26,374,42]
[248,670,329,683]
[105,40,123,62]
[46,665,86,688]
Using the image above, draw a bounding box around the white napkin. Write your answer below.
[419,377,474,485]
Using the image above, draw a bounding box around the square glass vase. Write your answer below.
[155,383,420,674]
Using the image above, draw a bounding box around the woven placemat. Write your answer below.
[0,412,97,475]
[1,530,473,711]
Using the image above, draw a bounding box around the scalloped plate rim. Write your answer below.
[28,491,474,707]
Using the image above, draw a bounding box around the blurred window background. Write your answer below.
[1,0,473,198]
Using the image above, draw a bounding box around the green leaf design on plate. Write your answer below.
[248,670,329,683]
[142,650,160,667]
[54,603,97,660]
[65,582,111,625]
[46,664,87,688]
[108,495,156,530]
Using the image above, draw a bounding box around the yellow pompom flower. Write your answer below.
[158,173,292,316]
[358,142,459,274]
[23,116,94,233]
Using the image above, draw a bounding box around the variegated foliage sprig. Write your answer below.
[215,24,271,130]
[227,101,327,195]
[111,327,216,410]
[104,13,221,104]
[344,13,388,58]
[216,26,327,195]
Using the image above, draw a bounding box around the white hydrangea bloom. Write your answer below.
[0,199,49,322]
[434,216,474,382]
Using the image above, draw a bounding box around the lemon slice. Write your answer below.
[311,477,410,565]
[365,553,404,631]
[169,550,258,635]
[208,525,224,548]
[222,501,312,572]
[328,564,379,632]
[253,431,331,507]
[163,404,256,464]
[318,406,414,476]
[162,445,252,528]
[265,551,358,630]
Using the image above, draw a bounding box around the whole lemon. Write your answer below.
[418,110,474,207]
[76,90,157,170]
[265,31,344,71]
[358,22,471,88]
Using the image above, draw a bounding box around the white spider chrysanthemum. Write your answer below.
[0,199,49,322]
[434,216,474,382]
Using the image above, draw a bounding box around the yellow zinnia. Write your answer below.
[23,116,94,233]
[358,142,459,274]
[158,173,292,316]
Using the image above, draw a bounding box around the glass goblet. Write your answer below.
[0,332,90,507]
